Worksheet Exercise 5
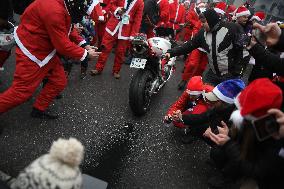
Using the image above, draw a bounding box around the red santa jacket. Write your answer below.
[105,0,144,40]
[156,0,170,27]
[88,0,105,22]
[15,0,87,68]
[168,1,185,30]
[172,98,211,128]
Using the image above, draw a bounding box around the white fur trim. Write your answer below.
[78,40,87,47]
[214,8,225,15]
[50,138,84,167]
[236,10,251,18]
[14,27,56,67]
[234,94,242,109]
[98,16,105,21]
[213,87,234,104]
[114,7,121,19]
[87,0,100,15]
[188,90,203,95]
[174,4,180,23]
[230,110,244,130]
[251,15,261,21]
[80,49,88,61]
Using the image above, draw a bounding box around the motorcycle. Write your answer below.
[129,33,177,116]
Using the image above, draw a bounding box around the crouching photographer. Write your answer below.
[204,78,284,189]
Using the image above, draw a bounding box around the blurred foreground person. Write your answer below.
[10,138,84,189]
[0,0,100,118]
[205,78,284,189]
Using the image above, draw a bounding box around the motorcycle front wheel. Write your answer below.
[129,69,154,116]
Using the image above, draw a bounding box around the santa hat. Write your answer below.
[204,79,245,104]
[251,11,266,22]
[214,2,227,15]
[230,78,283,129]
[235,6,250,18]
[10,138,84,189]
[226,4,236,15]
[186,76,204,95]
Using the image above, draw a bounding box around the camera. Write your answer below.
[235,33,252,48]
[252,114,280,142]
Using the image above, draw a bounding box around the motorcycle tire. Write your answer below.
[129,69,154,116]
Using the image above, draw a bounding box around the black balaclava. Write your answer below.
[203,9,221,31]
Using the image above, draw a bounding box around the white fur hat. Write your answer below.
[10,138,84,189]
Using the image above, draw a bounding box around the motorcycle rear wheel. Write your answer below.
[129,69,154,116]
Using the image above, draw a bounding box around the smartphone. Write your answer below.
[252,114,280,142]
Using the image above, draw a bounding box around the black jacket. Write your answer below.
[248,29,284,76]
[167,22,249,77]
[182,104,236,136]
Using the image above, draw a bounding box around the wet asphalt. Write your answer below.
[0,51,213,189]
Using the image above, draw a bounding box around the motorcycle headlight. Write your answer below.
[133,44,148,55]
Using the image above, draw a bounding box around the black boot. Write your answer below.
[177,80,187,90]
[30,108,59,119]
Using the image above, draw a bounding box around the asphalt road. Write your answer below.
[0,51,213,189]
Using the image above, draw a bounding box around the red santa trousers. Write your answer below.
[94,22,107,47]
[95,32,129,74]
[0,50,11,67]
[0,47,67,113]
[182,49,208,81]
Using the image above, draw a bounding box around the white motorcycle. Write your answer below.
[129,33,177,116]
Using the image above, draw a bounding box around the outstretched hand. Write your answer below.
[253,23,282,46]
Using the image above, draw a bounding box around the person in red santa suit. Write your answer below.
[167,0,185,40]
[154,0,170,37]
[225,4,236,22]
[0,0,101,118]
[90,0,144,79]
[214,1,227,19]
[182,0,194,42]
[93,0,112,47]
[164,76,214,129]
[177,3,207,90]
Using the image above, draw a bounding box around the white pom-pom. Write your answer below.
[230,110,244,130]
[49,138,84,167]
